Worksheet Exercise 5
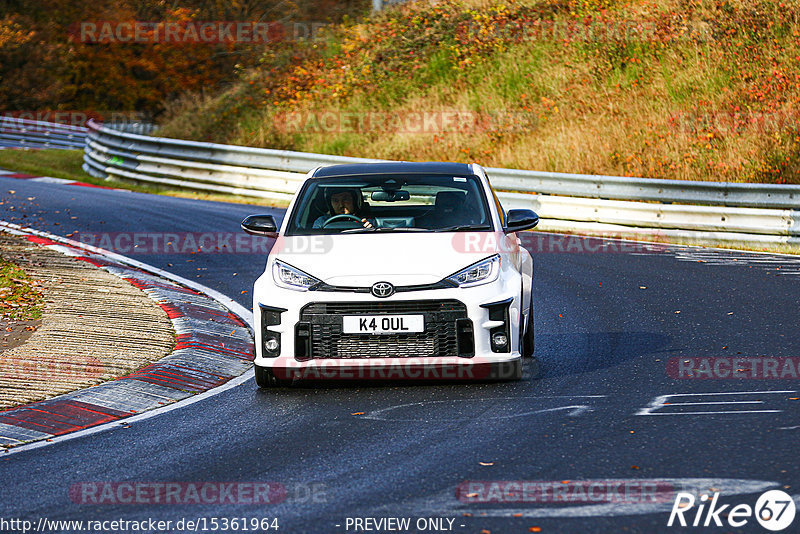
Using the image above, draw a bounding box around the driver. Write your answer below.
[313,188,374,229]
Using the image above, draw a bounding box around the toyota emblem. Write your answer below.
[371,282,395,298]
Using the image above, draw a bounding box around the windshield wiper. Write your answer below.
[341,227,429,233]
[375,227,428,232]
[340,227,378,234]
[434,224,492,232]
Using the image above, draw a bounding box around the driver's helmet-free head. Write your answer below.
[325,187,363,214]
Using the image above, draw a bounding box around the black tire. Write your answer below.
[509,357,523,380]
[254,365,294,388]
[520,298,535,358]
[523,301,542,378]
[524,301,535,357]
[491,358,523,381]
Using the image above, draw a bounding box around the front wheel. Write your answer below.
[254,365,294,388]
[490,358,522,381]
[520,300,535,358]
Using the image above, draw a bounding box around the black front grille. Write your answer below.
[298,300,472,359]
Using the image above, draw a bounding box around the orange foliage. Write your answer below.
[0,0,368,118]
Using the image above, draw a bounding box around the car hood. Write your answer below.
[273,232,510,286]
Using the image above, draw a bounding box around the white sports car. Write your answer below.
[242,162,538,387]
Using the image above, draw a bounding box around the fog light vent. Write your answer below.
[260,304,286,358]
[481,297,512,353]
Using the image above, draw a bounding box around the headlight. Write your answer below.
[272,259,320,291]
[446,255,500,287]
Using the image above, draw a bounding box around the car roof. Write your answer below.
[312,162,474,178]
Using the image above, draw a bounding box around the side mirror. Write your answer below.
[241,214,278,237]
[504,209,539,233]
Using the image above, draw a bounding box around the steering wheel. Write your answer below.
[321,214,363,228]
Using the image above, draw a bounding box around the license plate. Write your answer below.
[342,315,424,335]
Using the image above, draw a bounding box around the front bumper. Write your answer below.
[252,273,524,377]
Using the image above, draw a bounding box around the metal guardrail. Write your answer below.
[487,168,800,210]
[0,117,155,149]
[82,119,799,245]
[107,122,157,135]
[0,117,88,149]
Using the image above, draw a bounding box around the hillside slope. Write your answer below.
[158,0,800,184]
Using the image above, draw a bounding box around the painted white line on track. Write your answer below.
[637,391,795,416]
[666,401,763,406]
[638,410,782,416]
[362,396,606,422]
[656,390,795,396]
[0,221,256,457]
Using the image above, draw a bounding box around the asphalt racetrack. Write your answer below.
[1,176,799,533]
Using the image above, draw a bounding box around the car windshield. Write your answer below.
[285,174,494,235]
